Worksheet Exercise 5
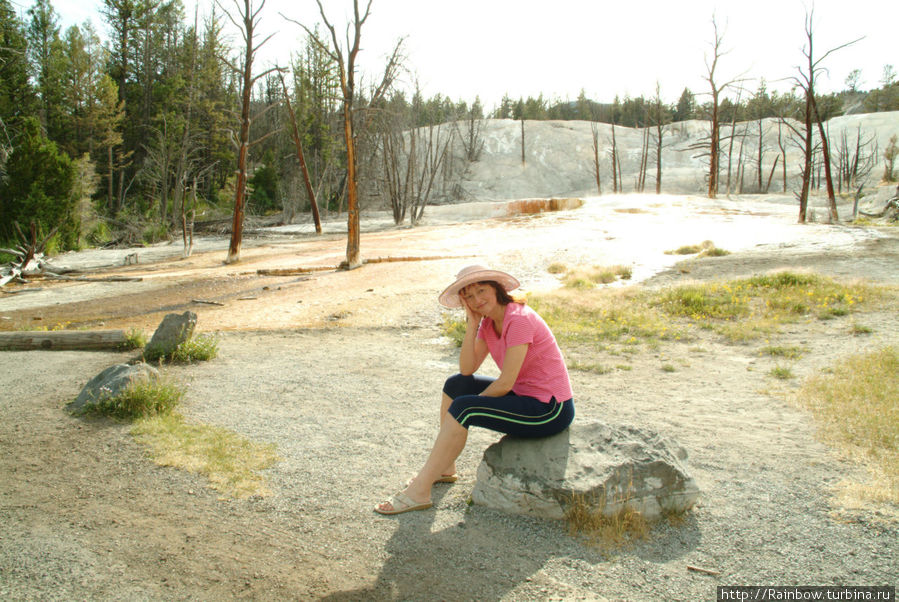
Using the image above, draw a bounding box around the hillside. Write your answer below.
[429,111,899,203]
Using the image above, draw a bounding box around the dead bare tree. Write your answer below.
[277,69,322,233]
[217,0,282,264]
[609,123,620,193]
[453,105,485,163]
[882,135,897,183]
[837,126,876,194]
[723,87,743,195]
[791,8,862,223]
[590,122,602,195]
[636,125,650,193]
[381,122,453,226]
[651,83,671,194]
[702,16,745,199]
[775,120,789,193]
[287,0,403,269]
[520,119,525,165]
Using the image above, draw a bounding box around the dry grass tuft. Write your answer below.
[797,347,899,508]
[132,413,280,499]
[564,489,650,549]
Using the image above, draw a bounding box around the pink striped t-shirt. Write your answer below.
[477,303,573,403]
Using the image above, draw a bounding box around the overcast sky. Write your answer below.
[46,0,898,109]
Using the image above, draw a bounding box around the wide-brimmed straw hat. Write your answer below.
[438,265,520,308]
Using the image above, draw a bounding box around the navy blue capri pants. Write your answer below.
[443,373,574,438]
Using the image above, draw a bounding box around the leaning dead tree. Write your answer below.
[218,0,282,264]
[277,69,322,233]
[790,8,862,223]
[288,0,403,269]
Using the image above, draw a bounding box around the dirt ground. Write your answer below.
[1,195,898,600]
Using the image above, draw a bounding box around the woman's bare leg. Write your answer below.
[439,392,458,477]
[376,413,468,511]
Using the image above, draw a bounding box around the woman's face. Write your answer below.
[461,282,499,317]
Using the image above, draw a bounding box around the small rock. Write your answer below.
[68,363,160,413]
[145,311,197,359]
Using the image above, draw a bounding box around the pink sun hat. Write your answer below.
[438,265,520,308]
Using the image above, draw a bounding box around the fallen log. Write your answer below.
[39,274,144,282]
[255,267,330,276]
[0,330,129,351]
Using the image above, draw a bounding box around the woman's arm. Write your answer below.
[479,343,528,397]
[459,296,488,375]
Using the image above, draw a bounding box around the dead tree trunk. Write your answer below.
[290,0,403,269]
[520,119,525,165]
[278,70,321,233]
[610,123,619,193]
[791,8,860,223]
[591,122,602,195]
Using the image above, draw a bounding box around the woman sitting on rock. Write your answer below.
[375,265,575,515]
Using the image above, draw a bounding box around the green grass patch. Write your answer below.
[132,412,280,499]
[558,265,633,289]
[569,361,613,375]
[529,288,681,350]
[78,376,183,420]
[665,240,730,257]
[650,271,882,342]
[144,332,220,363]
[797,347,899,506]
[850,322,873,335]
[123,328,147,350]
[769,365,794,380]
[762,345,804,360]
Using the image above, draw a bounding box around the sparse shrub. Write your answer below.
[762,345,804,360]
[123,328,147,350]
[561,265,633,289]
[701,246,731,257]
[169,333,219,363]
[665,240,729,257]
[850,323,873,335]
[144,332,219,363]
[665,244,703,255]
[442,315,466,347]
[79,376,183,420]
[547,262,567,274]
[569,361,612,375]
[769,365,794,380]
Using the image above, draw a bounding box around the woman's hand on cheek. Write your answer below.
[461,294,480,325]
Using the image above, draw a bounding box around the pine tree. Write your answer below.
[0,117,77,249]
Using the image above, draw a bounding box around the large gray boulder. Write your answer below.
[470,419,700,521]
[68,363,160,413]
[144,311,197,359]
